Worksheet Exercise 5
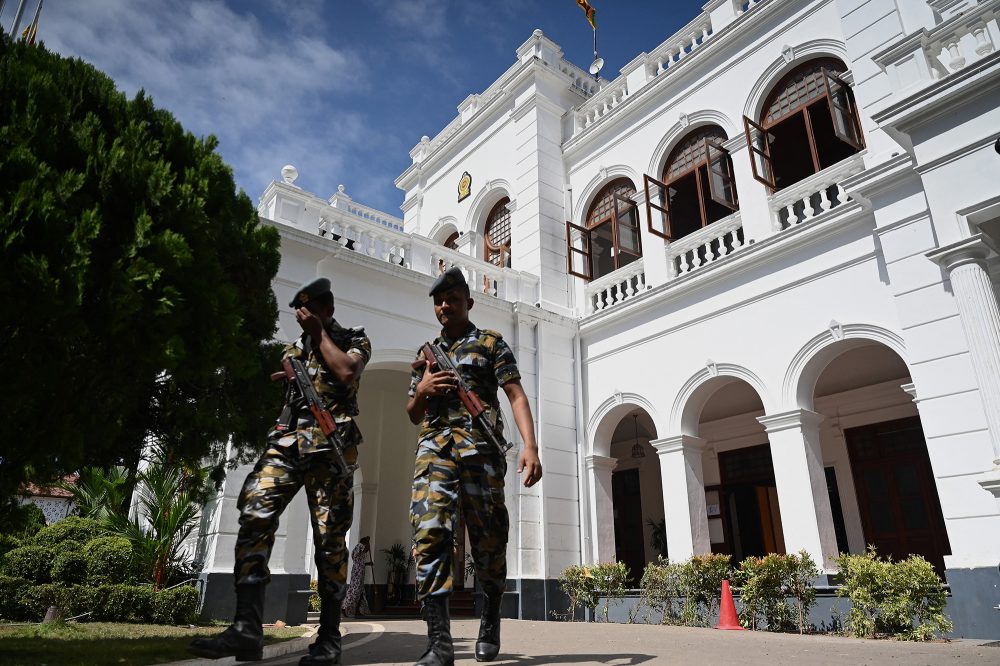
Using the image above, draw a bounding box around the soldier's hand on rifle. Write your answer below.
[295,306,324,341]
[270,371,287,382]
[416,363,458,398]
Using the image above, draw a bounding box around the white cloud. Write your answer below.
[36,0,379,206]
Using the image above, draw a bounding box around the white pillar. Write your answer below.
[585,454,617,563]
[758,410,839,571]
[631,189,670,289]
[927,235,1000,498]
[652,435,710,560]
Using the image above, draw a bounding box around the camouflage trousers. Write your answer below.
[410,437,508,600]
[234,441,357,600]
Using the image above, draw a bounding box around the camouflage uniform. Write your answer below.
[234,319,370,600]
[409,323,519,601]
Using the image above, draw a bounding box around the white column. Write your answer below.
[355,482,379,546]
[652,435,710,560]
[927,235,1000,497]
[631,189,670,289]
[758,409,839,571]
[585,454,617,563]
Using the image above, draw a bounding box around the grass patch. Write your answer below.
[0,621,309,665]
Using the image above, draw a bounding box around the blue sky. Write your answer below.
[5,0,705,214]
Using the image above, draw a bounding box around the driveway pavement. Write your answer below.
[233,618,999,666]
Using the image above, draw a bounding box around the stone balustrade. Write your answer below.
[666,212,746,278]
[873,2,997,94]
[262,181,539,307]
[646,14,714,77]
[584,258,647,314]
[735,0,767,16]
[769,154,865,231]
[574,79,630,132]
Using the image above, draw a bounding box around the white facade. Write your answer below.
[196,0,1000,638]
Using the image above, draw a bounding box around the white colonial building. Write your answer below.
[194,0,1000,639]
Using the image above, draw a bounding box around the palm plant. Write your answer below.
[108,447,211,590]
[59,466,135,522]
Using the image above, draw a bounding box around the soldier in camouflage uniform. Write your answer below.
[190,277,370,665]
[406,267,542,666]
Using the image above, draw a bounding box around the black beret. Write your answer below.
[429,267,468,296]
[289,277,332,307]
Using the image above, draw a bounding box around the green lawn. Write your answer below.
[0,621,310,666]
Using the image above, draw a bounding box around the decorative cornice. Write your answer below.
[757,409,824,433]
[651,435,706,456]
[926,234,998,272]
[584,454,618,472]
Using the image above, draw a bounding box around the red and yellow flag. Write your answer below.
[576,0,597,30]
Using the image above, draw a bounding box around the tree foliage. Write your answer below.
[0,32,282,497]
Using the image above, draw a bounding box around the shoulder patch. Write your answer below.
[481,329,503,341]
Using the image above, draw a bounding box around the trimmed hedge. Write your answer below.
[52,549,89,585]
[84,535,137,585]
[32,516,104,549]
[0,575,30,620]
[1,545,54,583]
[151,585,200,624]
[0,533,22,558]
[0,581,200,624]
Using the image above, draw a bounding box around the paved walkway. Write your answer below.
[231,619,998,666]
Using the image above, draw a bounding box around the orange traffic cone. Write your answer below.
[715,579,745,630]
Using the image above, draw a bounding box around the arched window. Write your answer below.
[443,231,459,250]
[566,178,642,280]
[484,198,512,268]
[744,59,864,191]
[643,126,738,240]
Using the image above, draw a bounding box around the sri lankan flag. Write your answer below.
[576,0,597,30]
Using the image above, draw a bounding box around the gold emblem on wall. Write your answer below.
[457,171,472,203]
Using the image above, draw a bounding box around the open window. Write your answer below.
[564,178,642,281]
[484,197,512,268]
[644,173,673,240]
[643,125,739,242]
[744,59,864,191]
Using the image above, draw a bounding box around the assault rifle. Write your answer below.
[276,356,358,476]
[414,342,512,455]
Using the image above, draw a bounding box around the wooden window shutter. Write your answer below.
[643,173,674,240]
[743,115,777,189]
[565,220,593,280]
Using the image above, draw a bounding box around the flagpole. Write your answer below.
[26,0,41,42]
[9,0,26,35]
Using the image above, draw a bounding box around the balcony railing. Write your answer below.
[262,181,539,306]
[645,13,714,78]
[768,154,866,231]
[873,2,997,96]
[584,258,647,314]
[666,212,746,278]
[574,79,630,133]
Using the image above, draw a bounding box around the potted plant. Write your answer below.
[382,543,409,604]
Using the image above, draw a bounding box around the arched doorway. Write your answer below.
[809,342,950,572]
[695,378,782,561]
[350,366,420,602]
[608,410,661,585]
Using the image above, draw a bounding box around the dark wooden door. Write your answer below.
[845,416,950,572]
[612,468,645,585]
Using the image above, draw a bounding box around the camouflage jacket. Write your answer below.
[409,323,520,456]
[270,318,371,455]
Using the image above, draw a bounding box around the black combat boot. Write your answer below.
[414,595,454,666]
[188,584,265,661]
[474,590,503,662]
[299,597,342,665]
